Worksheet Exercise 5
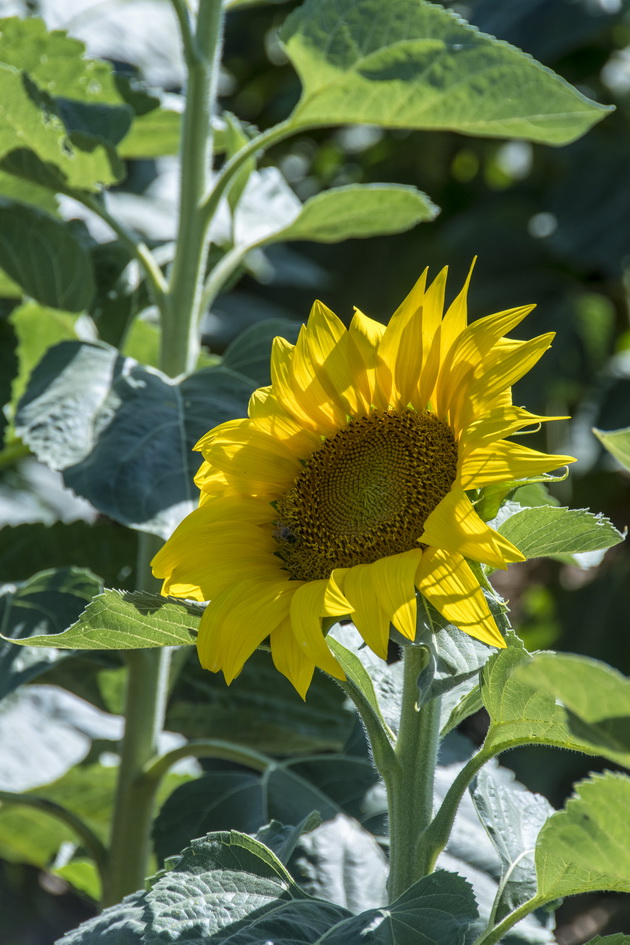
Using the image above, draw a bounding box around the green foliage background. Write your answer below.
[0,0,629,942]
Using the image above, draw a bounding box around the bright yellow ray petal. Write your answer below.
[460,406,567,454]
[249,385,321,456]
[422,266,448,340]
[453,332,554,429]
[270,617,315,700]
[200,428,301,495]
[270,335,334,434]
[336,549,423,656]
[459,440,576,489]
[197,576,294,682]
[377,269,428,407]
[439,258,475,357]
[434,305,534,418]
[416,548,506,648]
[288,577,352,678]
[419,487,524,569]
[289,326,349,433]
[348,308,386,407]
[304,301,371,416]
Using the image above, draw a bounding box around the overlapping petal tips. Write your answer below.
[288,577,352,679]
[419,487,524,570]
[458,440,576,490]
[197,575,295,682]
[334,549,423,659]
[416,548,506,649]
[270,617,315,700]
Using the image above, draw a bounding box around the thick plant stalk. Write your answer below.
[102,0,226,906]
[386,645,442,902]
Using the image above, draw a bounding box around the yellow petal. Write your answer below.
[422,266,448,341]
[270,617,315,699]
[348,307,387,405]
[434,305,534,418]
[289,326,349,432]
[459,440,576,489]
[416,548,506,648]
[288,577,352,678]
[419,487,524,569]
[439,259,475,358]
[249,385,321,456]
[460,406,566,455]
[377,269,428,407]
[197,575,294,682]
[453,332,554,428]
[199,426,301,495]
[336,549,423,657]
[304,301,371,417]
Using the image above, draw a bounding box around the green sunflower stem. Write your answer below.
[386,645,442,902]
[103,533,171,907]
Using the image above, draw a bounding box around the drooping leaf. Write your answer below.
[254,812,322,866]
[497,505,623,561]
[515,653,630,768]
[15,341,255,537]
[280,0,611,144]
[0,567,102,700]
[249,183,439,246]
[472,765,554,921]
[535,772,630,900]
[0,203,95,311]
[594,425,630,472]
[480,638,630,769]
[0,589,201,651]
[317,870,477,945]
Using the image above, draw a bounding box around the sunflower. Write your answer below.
[152,264,574,697]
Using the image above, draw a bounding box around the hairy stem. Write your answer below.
[387,646,442,902]
[469,896,546,945]
[161,0,225,376]
[102,533,170,907]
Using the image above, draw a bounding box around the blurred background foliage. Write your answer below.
[0,0,629,941]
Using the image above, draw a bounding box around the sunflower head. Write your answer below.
[152,263,575,698]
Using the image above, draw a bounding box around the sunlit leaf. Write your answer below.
[281,0,611,144]
[515,653,630,767]
[497,505,623,561]
[594,425,630,472]
[535,772,630,899]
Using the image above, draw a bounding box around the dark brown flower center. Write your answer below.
[274,409,458,581]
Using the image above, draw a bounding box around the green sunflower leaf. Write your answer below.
[316,870,477,945]
[0,203,95,312]
[14,341,255,537]
[582,937,630,944]
[58,830,350,944]
[535,772,630,900]
[248,182,439,246]
[0,567,102,700]
[471,765,554,922]
[117,105,182,158]
[594,425,630,472]
[222,317,302,387]
[280,0,611,144]
[514,653,630,764]
[496,505,623,562]
[0,589,201,651]
[480,638,630,769]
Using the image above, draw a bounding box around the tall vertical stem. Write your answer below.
[103,1,226,906]
[161,0,225,376]
[102,533,171,907]
[387,645,442,902]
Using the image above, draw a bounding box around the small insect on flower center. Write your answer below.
[274,409,458,580]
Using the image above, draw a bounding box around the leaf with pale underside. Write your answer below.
[280,0,611,144]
